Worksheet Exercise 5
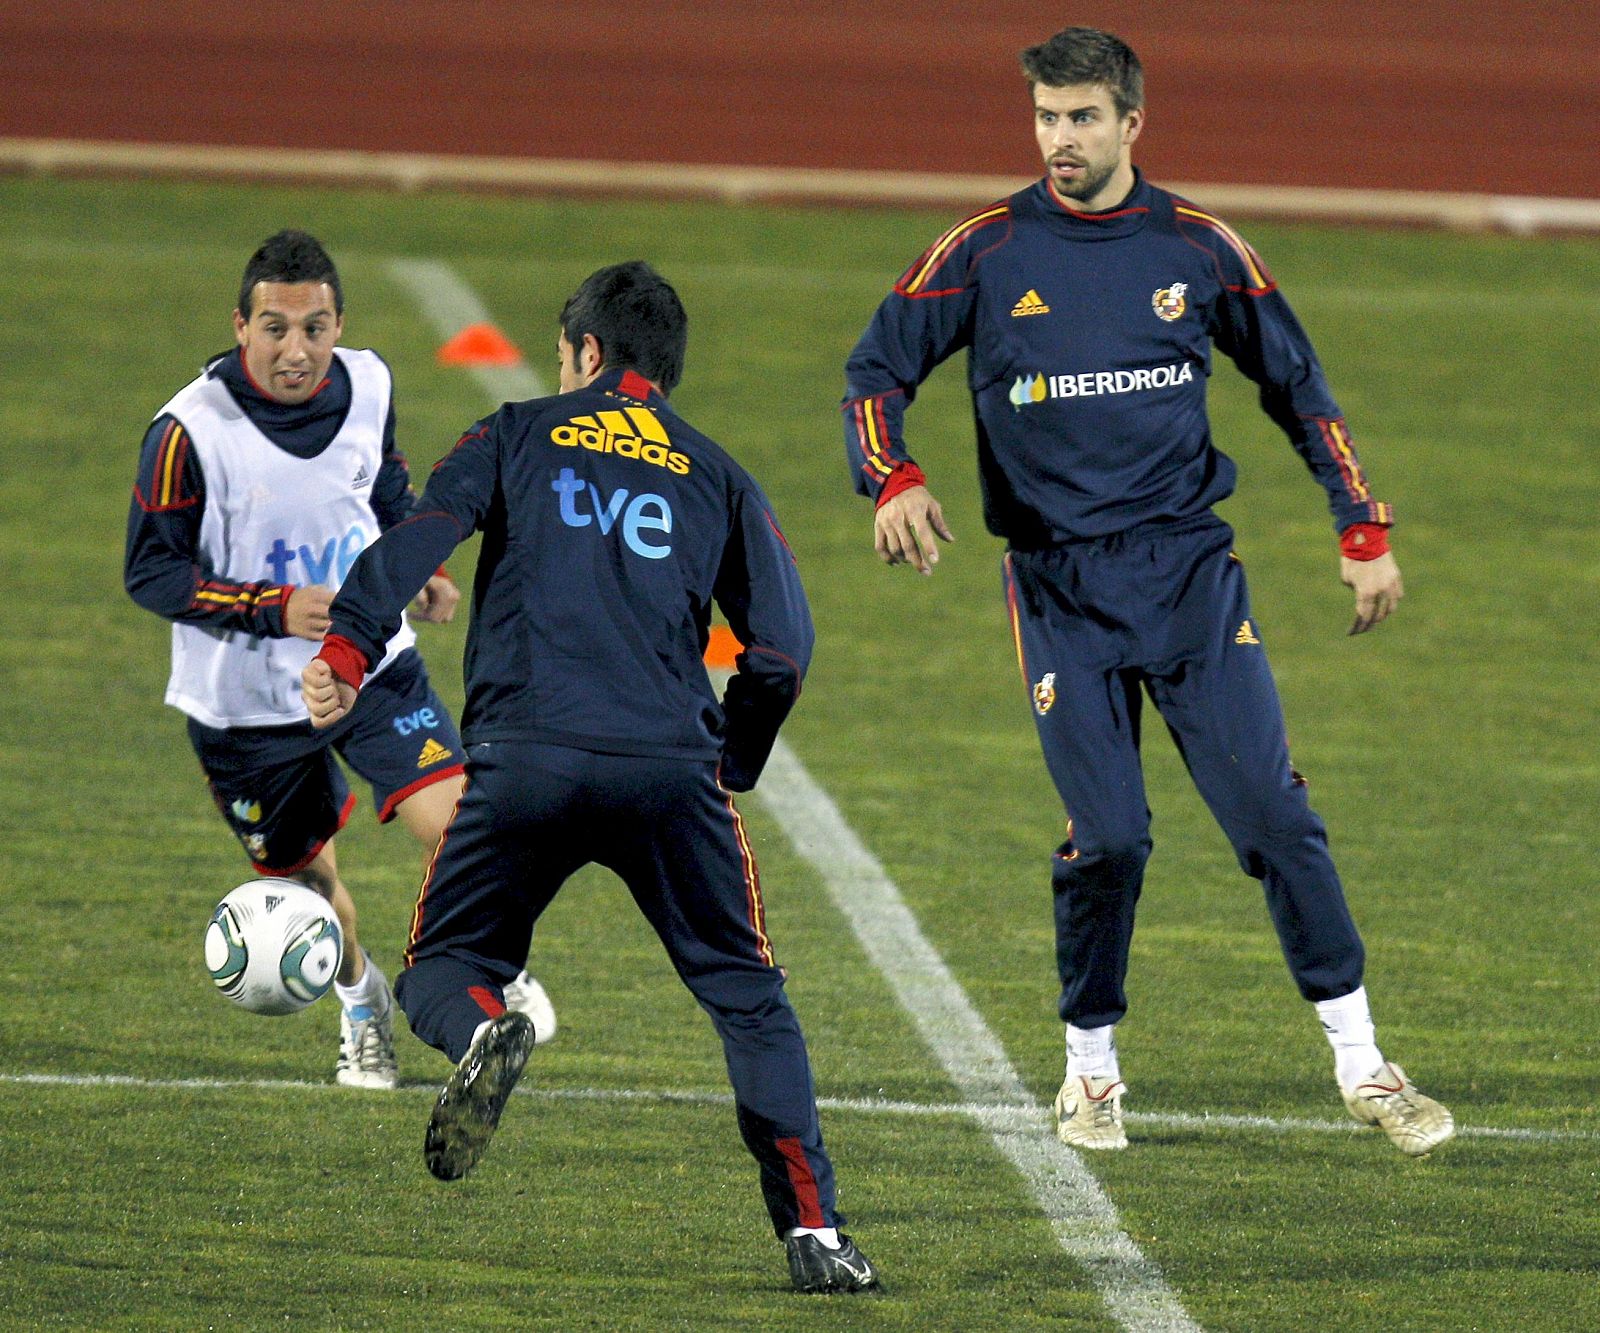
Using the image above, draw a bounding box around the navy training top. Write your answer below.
[325,367,813,791]
[843,171,1392,547]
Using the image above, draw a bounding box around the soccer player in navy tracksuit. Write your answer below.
[842,28,1453,1155]
[302,263,878,1294]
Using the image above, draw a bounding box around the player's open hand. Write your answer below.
[411,573,460,624]
[874,485,955,575]
[284,585,335,641]
[1341,552,1403,635]
[301,658,357,729]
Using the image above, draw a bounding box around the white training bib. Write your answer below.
[161,348,416,728]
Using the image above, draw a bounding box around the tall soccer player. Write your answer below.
[126,230,554,1089]
[841,28,1452,1155]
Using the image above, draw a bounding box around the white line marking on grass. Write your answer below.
[5,1072,1588,1144]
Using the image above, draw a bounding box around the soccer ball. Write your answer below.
[204,878,343,1015]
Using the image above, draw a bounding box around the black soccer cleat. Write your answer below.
[785,1232,881,1294]
[424,1012,536,1181]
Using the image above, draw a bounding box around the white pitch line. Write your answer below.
[2,1073,1589,1145]
[3,1068,1587,1145]
[387,263,1196,1330]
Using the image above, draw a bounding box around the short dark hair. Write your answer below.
[237,230,342,319]
[1020,27,1144,117]
[559,261,687,395]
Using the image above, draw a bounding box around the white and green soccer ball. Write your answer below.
[204,879,343,1015]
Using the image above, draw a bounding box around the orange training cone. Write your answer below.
[437,322,523,367]
[704,625,743,671]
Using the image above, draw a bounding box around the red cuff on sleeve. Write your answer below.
[272,584,297,632]
[432,566,453,583]
[875,462,929,509]
[1339,522,1391,561]
[316,634,370,689]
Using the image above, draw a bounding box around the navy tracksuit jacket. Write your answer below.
[323,365,839,1235]
[844,172,1383,1024]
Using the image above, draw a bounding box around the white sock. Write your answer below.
[1065,1023,1120,1080]
[785,1226,840,1250]
[334,951,389,1015]
[1315,986,1383,1089]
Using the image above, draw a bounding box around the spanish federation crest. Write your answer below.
[1152,282,1188,322]
[1032,671,1057,715]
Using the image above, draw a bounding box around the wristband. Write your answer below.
[316,634,370,689]
[875,462,928,509]
[1339,522,1391,561]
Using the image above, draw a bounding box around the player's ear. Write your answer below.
[232,308,248,345]
[1122,106,1145,147]
[580,333,604,377]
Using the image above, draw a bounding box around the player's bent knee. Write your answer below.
[1051,838,1150,894]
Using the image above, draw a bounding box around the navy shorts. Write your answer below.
[188,648,465,875]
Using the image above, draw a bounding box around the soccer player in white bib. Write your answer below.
[126,231,554,1088]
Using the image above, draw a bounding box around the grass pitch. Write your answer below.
[0,175,1596,1331]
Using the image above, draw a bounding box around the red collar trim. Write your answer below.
[618,369,654,400]
[1045,181,1149,220]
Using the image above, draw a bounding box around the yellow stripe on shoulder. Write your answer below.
[157,421,186,506]
[1175,205,1273,291]
[901,203,1010,295]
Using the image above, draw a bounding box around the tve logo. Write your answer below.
[551,467,673,559]
[392,706,439,737]
[264,523,368,584]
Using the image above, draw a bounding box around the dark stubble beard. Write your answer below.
[1053,155,1120,208]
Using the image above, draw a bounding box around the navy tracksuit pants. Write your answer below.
[1003,514,1365,1029]
[394,740,839,1237]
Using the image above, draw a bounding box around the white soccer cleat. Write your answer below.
[336,999,399,1090]
[1341,1062,1454,1156]
[502,970,557,1045]
[1054,1073,1128,1150]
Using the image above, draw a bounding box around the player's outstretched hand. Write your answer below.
[874,485,955,575]
[1341,552,1404,635]
[302,658,357,729]
[284,585,335,641]
[412,573,461,624]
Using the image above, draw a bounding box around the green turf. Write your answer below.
[1,175,1596,1331]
